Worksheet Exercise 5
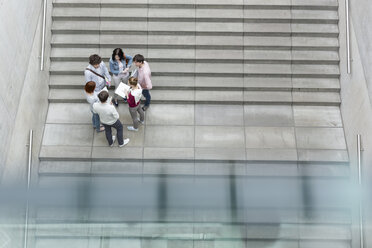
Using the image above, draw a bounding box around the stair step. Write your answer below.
[35,205,350,224]
[35,238,350,248]
[49,61,340,77]
[49,75,341,91]
[38,159,350,178]
[50,33,340,50]
[50,49,340,64]
[47,88,341,105]
[33,222,350,240]
[52,7,338,24]
[52,0,339,9]
[51,20,339,37]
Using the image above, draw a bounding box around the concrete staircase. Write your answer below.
[34,0,353,247]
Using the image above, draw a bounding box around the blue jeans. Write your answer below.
[91,112,101,132]
[102,120,124,146]
[142,89,151,107]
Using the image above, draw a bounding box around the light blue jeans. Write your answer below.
[91,112,101,132]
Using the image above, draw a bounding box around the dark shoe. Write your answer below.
[142,106,149,111]
[113,99,119,107]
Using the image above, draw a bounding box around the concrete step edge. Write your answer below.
[50,44,340,51]
[51,16,339,25]
[49,57,340,65]
[52,3,339,10]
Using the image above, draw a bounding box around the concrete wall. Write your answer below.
[0,1,51,247]
[349,0,372,104]
[0,0,50,185]
[339,1,372,247]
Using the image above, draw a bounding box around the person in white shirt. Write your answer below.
[93,91,129,147]
[125,77,144,131]
[85,81,104,133]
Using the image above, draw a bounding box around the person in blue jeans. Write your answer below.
[109,48,133,107]
[93,91,130,148]
[133,54,152,111]
[85,81,104,133]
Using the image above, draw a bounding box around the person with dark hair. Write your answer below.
[85,54,111,92]
[133,54,152,111]
[85,81,104,133]
[93,91,129,147]
[109,48,133,107]
[125,77,144,131]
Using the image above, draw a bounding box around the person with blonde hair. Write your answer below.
[125,77,145,131]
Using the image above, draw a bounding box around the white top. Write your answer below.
[129,85,143,104]
[85,91,99,112]
[92,102,119,125]
[118,61,124,74]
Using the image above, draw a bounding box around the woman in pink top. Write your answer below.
[125,77,145,131]
[133,54,152,111]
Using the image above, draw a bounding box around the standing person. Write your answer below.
[133,54,152,111]
[93,91,130,147]
[126,77,144,131]
[85,54,111,92]
[85,81,105,133]
[109,48,133,107]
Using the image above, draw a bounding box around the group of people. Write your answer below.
[84,49,152,147]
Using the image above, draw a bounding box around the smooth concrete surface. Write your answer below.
[39,103,349,162]
[338,10,372,248]
[0,0,42,176]
[0,1,52,247]
[349,0,372,105]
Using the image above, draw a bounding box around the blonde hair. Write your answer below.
[128,77,138,86]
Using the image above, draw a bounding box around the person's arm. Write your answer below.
[126,55,133,68]
[92,103,98,114]
[109,60,119,75]
[112,106,119,120]
[144,72,152,89]
[84,69,92,82]
[102,62,112,82]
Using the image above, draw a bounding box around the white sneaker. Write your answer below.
[110,136,116,147]
[137,119,145,125]
[119,138,130,148]
[127,126,138,131]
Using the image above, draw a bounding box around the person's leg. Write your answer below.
[113,120,124,145]
[92,113,101,132]
[120,74,129,102]
[112,75,121,102]
[142,89,151,107]
[103,124,113,145]
[91,112,96,129]
[120,73,129,84]
[137,104,145,122]
[129,106,139,129]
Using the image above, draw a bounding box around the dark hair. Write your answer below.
[85,81,96,93]
[112,48,126,61]
[98,91,109,103]
[89,54,102,65]
[128,77,138,86]
[133,54,145,64]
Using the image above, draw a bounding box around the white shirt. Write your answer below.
[118,61,124,74]
[86,91,99,112]
[92,101,119,125]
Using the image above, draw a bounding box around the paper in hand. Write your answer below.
[99,87,108,93]
[115,82,130,98]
